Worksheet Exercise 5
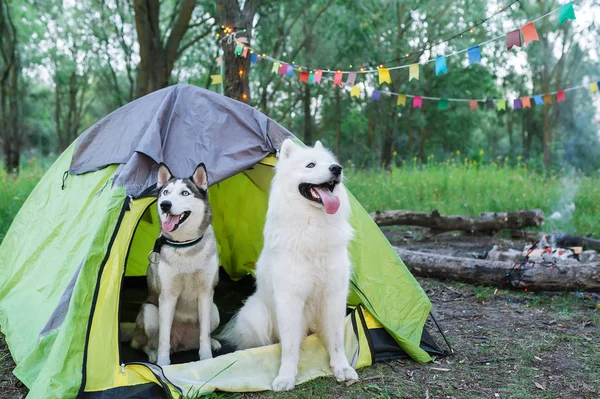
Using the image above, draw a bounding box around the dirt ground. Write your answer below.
[2,232,599,398]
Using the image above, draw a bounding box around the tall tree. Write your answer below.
[0,0,22,172]
[133,0,215,97]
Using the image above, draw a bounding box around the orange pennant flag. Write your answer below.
[469,100,478,111]
[521,22,539,45]
[521,97,532,108]
[543,94,552,105]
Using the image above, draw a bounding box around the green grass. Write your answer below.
[345,159,600,238]
[0,159,47,243]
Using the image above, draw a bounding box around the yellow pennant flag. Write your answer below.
[496,99,506,110]
[590,82,599,93]
[409,64,420,81]
[210,74,222,85]
[350,85,360,97]
[271,62,280,74]
[378,68,391,84]
[397,94,406,106]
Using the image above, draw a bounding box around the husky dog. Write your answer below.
[131,163,220,366]
[222,139,358,391]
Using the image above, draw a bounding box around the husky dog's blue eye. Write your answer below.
[306,162,315,168]
[162,189,169,195]
[182,190,190,196]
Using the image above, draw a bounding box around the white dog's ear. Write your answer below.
[279,139,298,159]
[314,141,324,150]
[157,163,172,188]
[191,163,208,191]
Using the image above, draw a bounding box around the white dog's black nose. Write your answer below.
[160,201,172,213]
[329,164,342,176]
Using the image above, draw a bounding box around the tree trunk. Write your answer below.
[370,209,544,232]
[506,110,514,149]
[304,83,313,145]
[217,0,259,101]
[395,248,600,292]
[543,103,551,167]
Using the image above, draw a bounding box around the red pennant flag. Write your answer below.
[413,96,422,109]
[556,90,565,102]
[521,22,539,45]
[506,29,522,50]
[241,46,248,58]
[333,71,343,87]
[299,71,309,83]
[469,100,478,111]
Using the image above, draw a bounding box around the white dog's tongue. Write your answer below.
[162,215,179,232]
[316,187,341,215]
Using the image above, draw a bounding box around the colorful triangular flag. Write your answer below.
[506,29,522,50]
[438,98,448,110]
[307,72,315,84]
[435,57,447,75]
[333,71,343,87]
[371,90,381,101]
[241,46,248,58]
[346,72,357,86]
[533,95,544,105]
[210,74,222,85]
[413,96,422,109]
[486,99,494,110]
[543,94,552,105]
[522,97,532,108]
[250,53,257,64]
[271,62,280,74]
[558,2,576,24]
[514,98,522,109]
[286,64,294,78]
[521,22,539,45]
[350,85,360,97]
[468,46,481,65]
[378,68,391,84]
[590,82,599,93]
[299,71,309,83]
[277,63,287,75]
[497,99,507,111]
[556,90,565,102]
[234,43,244,55]
[469,100,478,111]
[313,70,323,84]
[409,64,420,81]
[397,94,406,106]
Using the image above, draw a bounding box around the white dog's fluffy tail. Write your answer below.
[220,295,276,350]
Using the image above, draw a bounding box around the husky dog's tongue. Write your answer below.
[314,187,341,215]
[162,215,180,232]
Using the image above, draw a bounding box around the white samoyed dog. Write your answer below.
[222,139,358,391]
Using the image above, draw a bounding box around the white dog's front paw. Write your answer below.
[211,338,222,351]
[198,347,213,361]
[156,355,171,366]
[332,365,358,382]
[272,374,296,391]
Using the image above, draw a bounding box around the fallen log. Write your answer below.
[370,209,544,232]
[510,230,600,251]
[395,248,600,292]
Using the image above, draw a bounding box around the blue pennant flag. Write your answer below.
[286,64,294,78]
[371,90,381,101]
[468,46,481,65]
[435,56,447,76]
[250,53,257,64]
[533,95,544,105]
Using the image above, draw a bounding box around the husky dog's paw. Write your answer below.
[156,355,171,367]
[211,338,222,351]
[272,374,296,391]
[332,365,358,382]
[199,347,213,361]
[146,349,158,364]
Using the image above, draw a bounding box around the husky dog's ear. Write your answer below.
[314,140,324,151]
[191,163,208,191]
[157,163,172,188]
[279,139,298,160]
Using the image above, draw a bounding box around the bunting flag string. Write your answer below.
[226,2,575,82]
[351,81,599,112]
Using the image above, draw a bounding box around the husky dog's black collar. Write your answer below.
[152,234,205,254]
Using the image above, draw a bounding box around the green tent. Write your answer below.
[0,85,439,398]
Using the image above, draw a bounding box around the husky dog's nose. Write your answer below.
[329,164,342,176]
[160,201,172,213]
